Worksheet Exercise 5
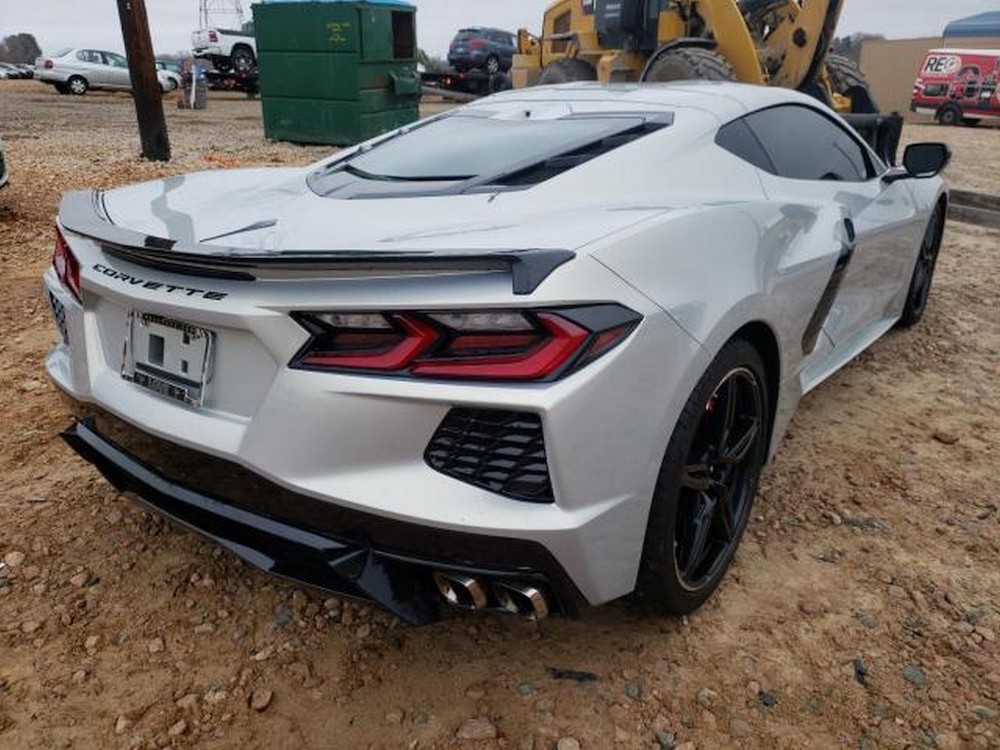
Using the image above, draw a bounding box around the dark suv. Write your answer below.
[447,28,517,75]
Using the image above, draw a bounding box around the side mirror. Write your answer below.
[903,142,951,178]
[883,142,951,184]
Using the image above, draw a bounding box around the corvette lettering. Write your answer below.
[92,263,228,300]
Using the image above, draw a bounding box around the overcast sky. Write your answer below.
[1,0,995,59]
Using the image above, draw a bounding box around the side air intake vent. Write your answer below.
[425,408,553,503]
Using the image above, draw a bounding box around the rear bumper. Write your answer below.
[62,403,587,624]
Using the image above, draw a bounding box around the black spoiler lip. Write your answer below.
[58,189,575,295]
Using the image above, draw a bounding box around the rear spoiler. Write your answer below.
[58,189,574,295]
[842,112,904,167]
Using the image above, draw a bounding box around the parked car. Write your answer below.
[34,48,179,95]
[0,62,31,79]
[0,69,7,80]
[45,83,949,624]
[191,27,256,72]
[912,47,1000,126]
[155,60,182,91]
[448,27,517,74]
[0,136,8,190]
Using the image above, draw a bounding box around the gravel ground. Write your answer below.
[0,80,998,750]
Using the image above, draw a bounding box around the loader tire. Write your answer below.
[538,58,597,85]
[642,47,736,83]
[826,54,878,113]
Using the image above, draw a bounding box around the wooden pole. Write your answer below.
[116,0,171,161]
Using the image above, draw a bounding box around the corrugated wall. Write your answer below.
[860,36,1000,120]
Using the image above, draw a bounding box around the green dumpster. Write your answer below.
[253,0,420,145]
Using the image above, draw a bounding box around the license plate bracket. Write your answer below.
[122,312,214,407]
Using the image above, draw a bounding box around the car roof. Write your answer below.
[474,82,826,123]
[926,47,1000,56]
[456,27,513,35]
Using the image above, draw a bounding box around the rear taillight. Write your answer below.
[53,227,82,302]
[208,30,219,42]
[467,38,486,49]
[291,305,640,382]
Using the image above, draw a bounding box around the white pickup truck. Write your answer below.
[191,27,257,73]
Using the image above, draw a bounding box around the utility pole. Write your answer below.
[117,0,171,161]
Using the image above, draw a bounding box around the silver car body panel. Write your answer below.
[44,82,946,607]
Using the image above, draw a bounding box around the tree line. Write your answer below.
[0,33,42,63]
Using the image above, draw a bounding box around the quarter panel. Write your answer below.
[593,198,850,456]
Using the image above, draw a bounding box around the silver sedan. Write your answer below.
[35,47,178,95]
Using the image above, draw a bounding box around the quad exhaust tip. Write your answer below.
[433,572,488,611]
[433,572,550,620]
[492,581,549,620]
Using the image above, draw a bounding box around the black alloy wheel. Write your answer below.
[638,339,769,614]
[897,205,944,328]
[674,365,764,591]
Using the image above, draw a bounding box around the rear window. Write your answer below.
[337,113,654,182]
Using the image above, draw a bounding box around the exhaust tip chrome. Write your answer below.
[433,572,488,610]
[493,581,550,620]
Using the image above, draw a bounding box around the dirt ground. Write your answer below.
[0,79,998,750]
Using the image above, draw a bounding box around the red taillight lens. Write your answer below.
[208,30,219,42]
[53,228,82,302]
[291,306,640,382]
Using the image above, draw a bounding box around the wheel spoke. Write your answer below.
[680,493,716,579]
[722,418,760,466]
[681,462,712,491]
[715,485,736,540]
[715,377,738,455]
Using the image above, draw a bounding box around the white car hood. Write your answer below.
[99,168,667,256]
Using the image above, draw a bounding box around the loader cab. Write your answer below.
[592,0,664,52]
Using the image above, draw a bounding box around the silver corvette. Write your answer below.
[45,83,949,624]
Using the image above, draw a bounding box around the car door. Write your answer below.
[73,50,100,83]
[744,104,922,351]
[103,52,132,89]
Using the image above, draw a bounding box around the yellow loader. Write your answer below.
[513,0,877,115]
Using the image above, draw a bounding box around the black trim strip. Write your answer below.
[802,218,856,354]
[59,189,575,295]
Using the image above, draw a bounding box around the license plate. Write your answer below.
[122,312,214,407]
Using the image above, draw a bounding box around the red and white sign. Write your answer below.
[921,54,961,78]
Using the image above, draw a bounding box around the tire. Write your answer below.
[67,75,88,95]
[538,57,597,85]
[231,46,255,74]
[825,53,878,113]
[637,338,769,614]
[896,204,945,329]
[937,104,962,127]
[54,82,70,95]
[642,47,736,83]
[484,54,501,76]
[488,73,513,94]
